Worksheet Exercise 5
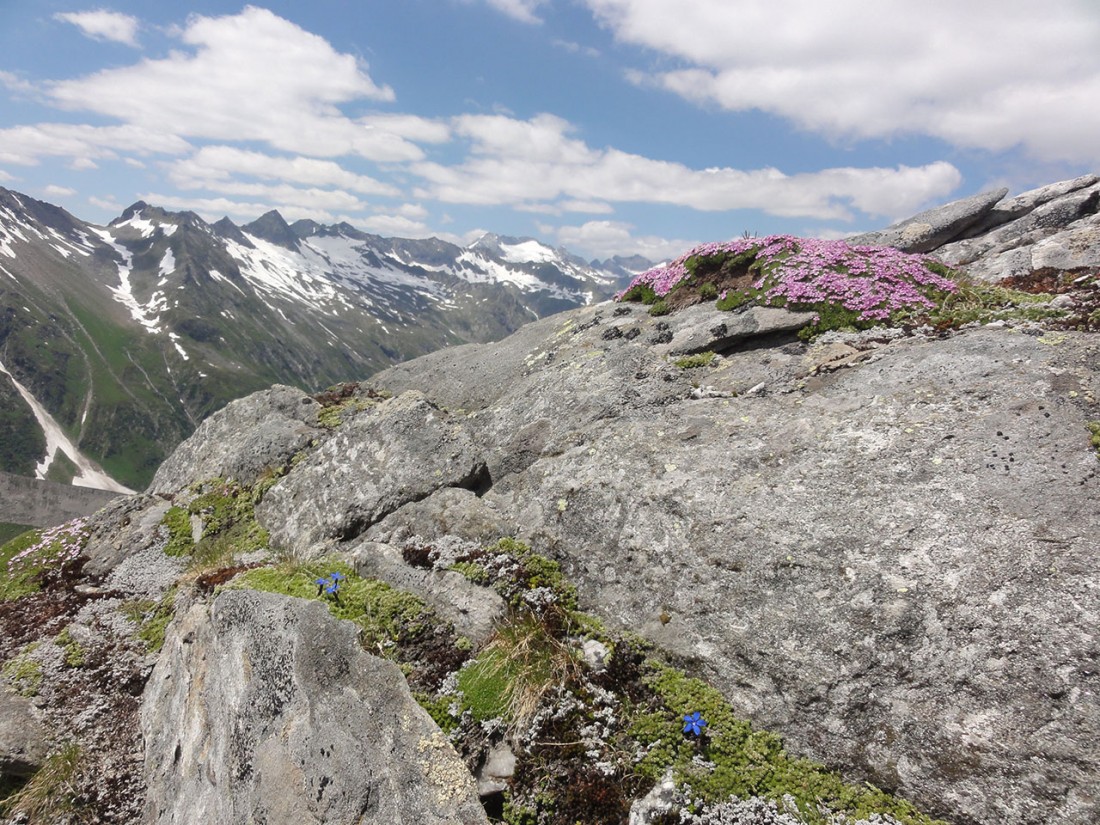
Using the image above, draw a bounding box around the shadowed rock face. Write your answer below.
[141,589,487,825]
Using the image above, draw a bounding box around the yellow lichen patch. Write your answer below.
[416,730,475,806]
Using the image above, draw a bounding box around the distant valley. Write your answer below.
[0,188,645,490]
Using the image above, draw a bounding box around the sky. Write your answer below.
[1,1,1098,262]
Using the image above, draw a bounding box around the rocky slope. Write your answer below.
[1,176,1098,824]
[0,188,635,490]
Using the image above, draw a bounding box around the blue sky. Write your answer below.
[1,1,1098,261]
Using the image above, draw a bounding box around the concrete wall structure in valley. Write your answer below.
[0,471,124,528]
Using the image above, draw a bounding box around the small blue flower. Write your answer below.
[330,572,346,583]
[324,582,338,595]
[683,711,707,737]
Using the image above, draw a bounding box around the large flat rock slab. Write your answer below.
[848,187,1008,252]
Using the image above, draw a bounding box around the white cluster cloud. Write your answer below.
[0,123,189,165]
[483,0,548,25]
[54,10,140,46]
[555,220,693,261]
[168,146,398,197]
[42,184,77,198]
[582,0,1100,165]
[47,6,409,160]
[412,113,960,221]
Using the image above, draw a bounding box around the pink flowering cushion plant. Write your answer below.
[617,235,959,338]
[1,517,90,599]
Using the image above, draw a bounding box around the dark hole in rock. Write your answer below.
[459,464,494,498]
[481,790,505,820]
[710,328,802,356]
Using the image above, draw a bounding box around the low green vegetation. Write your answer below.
[896,279,1063,328]
[674,351,716,369]
[160,506,194,557]
[317,398,370,429]
[449,537,578,611]
[1,643,43,696]
[313,383,391,429]
[648,300,671,317]
[619,283,659,305]
[233,560,428,653]
[159,478,271,568]
[0,523,33,547]
[458,615,578,727]
[54,627,86,668]
[0,742,83,823]
[457,646,516,723]
[0,518,89,601]
[120,587,177,653]
[629,665,941,824]
[1087,421,1100,456]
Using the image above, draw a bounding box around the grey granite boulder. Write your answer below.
[934,181,1100,281]
[957,173,1100,238]
[81,493,172,578]
[257,390,489,557]
[141,589,487,825]
[148,384,321,496]
[847,187,1008,252]
[655,303,812,356]
[0,689,48,779]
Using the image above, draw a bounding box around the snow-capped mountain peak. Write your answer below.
[0,186,646,489]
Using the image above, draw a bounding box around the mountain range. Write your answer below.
[0,188,644,490]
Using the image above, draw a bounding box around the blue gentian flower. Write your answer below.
[683,711,707,737]
[330,572,346,582]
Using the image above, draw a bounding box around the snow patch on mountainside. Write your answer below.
[115,213,159,238]
[499,239,559,264]
[168,332,188,361]
[91,227,165,334]
[225,234,344,311]
[159,249,176,277]
[0,356,134,493]
[454,250,545,291]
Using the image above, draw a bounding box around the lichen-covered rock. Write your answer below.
[0,689,47,778]
[655,303,811,356]
[935,181,1100,281]
[257,390,490,557]
[141,589,487,825]
[957,174,1100,238]
[353,303,1100,825]
[148,385,321,496]
[847,187,1008,252]
[81,493,173,578]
